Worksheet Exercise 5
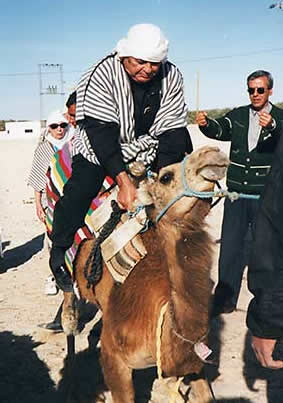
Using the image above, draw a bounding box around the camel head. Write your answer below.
[135,146,229,223]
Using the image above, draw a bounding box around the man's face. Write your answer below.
[122,57,161,83]
[248,76,272,111]
[67,104,76,127]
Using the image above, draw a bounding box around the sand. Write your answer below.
[0,126,281,403]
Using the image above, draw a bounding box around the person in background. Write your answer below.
[28,110,70,224]
[38,93,77,333]
[196,70,283,316]
[247,126,283,370]
[65,91,76,129]
[49,23,193,292]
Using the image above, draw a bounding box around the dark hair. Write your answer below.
[66,91,76,108]
[247,70,273,89]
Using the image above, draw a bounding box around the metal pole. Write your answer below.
[38,64,43,127]
[196,70,200,114]
[38,63,65,123]
[60,64,65,109]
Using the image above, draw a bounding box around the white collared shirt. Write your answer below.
[248,102,272,152]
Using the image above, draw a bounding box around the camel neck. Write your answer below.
[159,220,213,338]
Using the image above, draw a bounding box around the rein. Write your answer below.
[155,155,260,223]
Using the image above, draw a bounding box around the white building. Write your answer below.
[4,121,41,138]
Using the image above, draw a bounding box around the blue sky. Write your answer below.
[1,0,283,120]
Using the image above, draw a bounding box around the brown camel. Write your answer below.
[62,145,229,402]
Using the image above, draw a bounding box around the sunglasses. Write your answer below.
[49,122,68,129]
[247,87,266,95]
[68,113,76,118]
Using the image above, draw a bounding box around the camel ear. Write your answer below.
[200,165,227,182]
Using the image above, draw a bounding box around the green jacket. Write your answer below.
[199,104,283,194]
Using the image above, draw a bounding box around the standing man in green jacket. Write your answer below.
[196,70,283,316]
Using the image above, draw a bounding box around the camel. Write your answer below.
[62,145,229,402]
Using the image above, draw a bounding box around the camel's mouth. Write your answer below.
[182,197,211,222]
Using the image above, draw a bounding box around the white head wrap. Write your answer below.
[46,110,68,127]
[116,23,169,62]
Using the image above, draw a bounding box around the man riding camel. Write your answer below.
[49,23,193,291]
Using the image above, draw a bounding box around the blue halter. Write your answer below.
[155,155,260,223]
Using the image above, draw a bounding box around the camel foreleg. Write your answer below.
[101,348,134,403]
[189,377,214,403]
[62,292,80,336]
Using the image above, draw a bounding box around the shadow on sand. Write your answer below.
[0,233,44,273]
[0,331,57,403]
[205,312,283,403]
[204,315,254,403]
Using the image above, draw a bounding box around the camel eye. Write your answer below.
[159,171,174,185]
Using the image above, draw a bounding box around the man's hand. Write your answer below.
[116,171,137,211]
[196,111,208,127]
[251,335,283,369]
[259,111,273,128]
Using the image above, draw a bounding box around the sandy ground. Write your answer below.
[0,125,282,403]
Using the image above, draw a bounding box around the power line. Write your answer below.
[175,47,283,64]
[1,47,283,77]
[0,70,82,77]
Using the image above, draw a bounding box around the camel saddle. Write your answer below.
[90,186,147,283]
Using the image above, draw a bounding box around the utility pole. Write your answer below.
[38,63,65,127]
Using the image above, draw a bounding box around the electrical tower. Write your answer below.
[38,63,65,126]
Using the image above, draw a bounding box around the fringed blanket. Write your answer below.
[45,141,114,276]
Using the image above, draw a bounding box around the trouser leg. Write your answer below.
[49,154,106,291]
[214,198,250,309]
[246,197,260,269]
[51,154,106,249]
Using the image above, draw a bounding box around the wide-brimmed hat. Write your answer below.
[116,23,169,63]
[46,110,68,127]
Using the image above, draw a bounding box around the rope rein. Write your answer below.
[155,155,260,223]
[84,200,124,288]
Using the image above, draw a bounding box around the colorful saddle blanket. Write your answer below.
[45,141,114,276]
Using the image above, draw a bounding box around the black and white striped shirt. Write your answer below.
[73,53,188,166]
[28,134,55,192]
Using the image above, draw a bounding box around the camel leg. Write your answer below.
[66,334,75,359]
[189,378,214,403]
[101,348,134,403]
[62,292,80,336]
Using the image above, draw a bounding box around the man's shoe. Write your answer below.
[38,321,63,333]
[49,247,73,292]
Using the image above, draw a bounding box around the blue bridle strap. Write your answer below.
[155,155,260,223]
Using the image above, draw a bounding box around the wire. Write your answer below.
[175,47,283,64]
[0,70,82,77]
[1,48,283,77]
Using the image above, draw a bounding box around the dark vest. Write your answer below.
[200,104,283,194]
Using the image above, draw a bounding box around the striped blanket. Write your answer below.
[45,141,114,276]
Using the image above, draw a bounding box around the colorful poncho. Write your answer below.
[45,141,114,276]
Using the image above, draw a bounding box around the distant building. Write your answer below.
[4,121,41,138]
